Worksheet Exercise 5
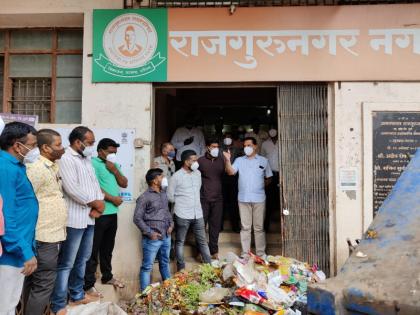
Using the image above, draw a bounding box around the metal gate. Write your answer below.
[278,83,330,275]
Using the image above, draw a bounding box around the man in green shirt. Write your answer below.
[84,138,128,296]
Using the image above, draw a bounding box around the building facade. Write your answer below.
[1,0,420,295]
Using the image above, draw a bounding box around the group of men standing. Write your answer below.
[135,120,280,292]
[0,115,281,312]
[0,120,127,315]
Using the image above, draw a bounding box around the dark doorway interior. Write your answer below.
[154,86,280,232]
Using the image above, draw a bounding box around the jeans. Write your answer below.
[139,236,171,292]
[23,241,60,315]
[175,215,211,271]
[85,214,118,290]
[50,225,94,313]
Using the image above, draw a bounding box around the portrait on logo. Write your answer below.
[93,9,167,82]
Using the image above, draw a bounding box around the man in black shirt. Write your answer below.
[198,138,227,259]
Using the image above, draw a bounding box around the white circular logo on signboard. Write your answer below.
[103,13,158,69]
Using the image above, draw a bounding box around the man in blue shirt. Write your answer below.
[0,122,39,315]
[224,137,273,258]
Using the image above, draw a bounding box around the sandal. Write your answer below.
[85,286,103,298]
[104,278,125,288]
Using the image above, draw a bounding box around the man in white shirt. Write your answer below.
[261,129,280,232]
[167,150,211,271]
[224,137,273,258]
[50,126,104,315]
[170,114,205,167]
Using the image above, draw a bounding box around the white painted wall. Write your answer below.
[333,82,420,270]
[3,0,420,291]
[1,0,151,293]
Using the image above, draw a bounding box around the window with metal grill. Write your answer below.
[0,29,83,124]
[10,78,52,123]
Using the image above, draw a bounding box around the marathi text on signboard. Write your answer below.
[372,111,420,215]
[93,5,420,82]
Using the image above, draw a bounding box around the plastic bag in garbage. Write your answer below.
[221,251,240,263]
[314,270,326,282]
[233,259,259,285]
[268,270,282,287]
[266,285,295,308]
[199,287,230,304]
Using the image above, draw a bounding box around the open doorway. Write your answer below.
[153,84,330,275]
[154,86,281,233]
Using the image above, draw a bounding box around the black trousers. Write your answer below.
[84,214,118,290]
[202,198,223,255]
[222,174,241,232]
[23,241,60,315]
[265,171,280,232]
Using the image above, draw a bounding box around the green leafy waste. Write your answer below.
[180,264,219,311]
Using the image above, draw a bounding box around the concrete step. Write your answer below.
[184,231,282,247]
[180,241,282,258]
[222,220,282,233]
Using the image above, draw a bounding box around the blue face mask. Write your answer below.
[168,151,176,160]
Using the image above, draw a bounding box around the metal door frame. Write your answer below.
[276,83,336,275]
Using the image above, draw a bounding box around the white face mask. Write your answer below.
[0,116,4,135]
[24,147,40,164]
[223,138,232,146]
[161,177,169,188]
[210,148,219,158]
[244,146,254,156]
[269,129,278,138]
[82,144,95,157]
[106,153,117,164]
[190,161,199,171]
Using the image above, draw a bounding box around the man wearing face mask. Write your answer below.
[0,122,38,315]
[261,129,280,232]
[170,112,205,169]
[84,138,128,296]
[153,142,176,259]
[153,142,176,180]
[197,138,226,259]
[23,129,66,315]
[50,126,104,315]
[134,168,173,291]
[167,150,212,271]
[224,137,273,259]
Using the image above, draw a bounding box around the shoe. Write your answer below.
[85,286,103,298]
[103,278,125,289]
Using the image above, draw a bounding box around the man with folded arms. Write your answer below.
[50,126,104,315]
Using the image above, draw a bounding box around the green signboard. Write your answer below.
[93,9,167,82]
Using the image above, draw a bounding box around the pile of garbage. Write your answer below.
[120,252,326,315]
